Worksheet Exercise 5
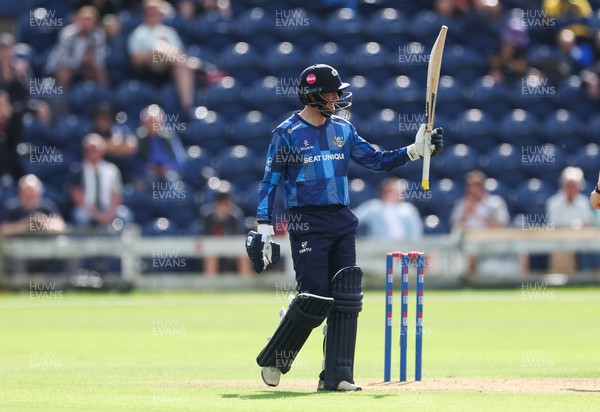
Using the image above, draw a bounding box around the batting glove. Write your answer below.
[406,124,444,161]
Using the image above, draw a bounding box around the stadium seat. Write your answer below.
[511,178,555,216]
[142,217,180,236]
[243,76,295,118]
[228,110,272,148]
[321,8,365,50]
[309,42,348,72]
[262,42,305,77]
[118,10,143,37]
[216,42,261,84]
[378,76,423,114]
[407,10,451,45]
[585,113,600,142]
[441,45,487,85]
[464,75,512,120]
[542,109,584,153]
[347,75,380,118]
[21,114,51,146]
[520,144,567,184]
[158,83,184,118]
[451,109,497,153]
[367,109,400,148]
[348,178,377,209]
[498,109,541,147]
[181,146,214,190]
[436,76,466,119]
[573,144,600,179]
[433,144,481,181]
[395,41,428,84]
[184,108,230,152]
[50,115,88,149]
[105,35,133,87]
[423,214,450,235]
[213,145,262,187]
[113,80,157,118]
[510,74,559,119]
[482,144,528,188]
[70,81,111,116]
[347,42,391,79]
[556,75,596,118]
[193,12,233,51]
[365,8,409,49]
[203,76,245,112]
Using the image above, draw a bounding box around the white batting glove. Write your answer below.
[257,223,274,244]
[406,123,432,161]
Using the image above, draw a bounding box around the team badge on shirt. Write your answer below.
[333,135,345,147]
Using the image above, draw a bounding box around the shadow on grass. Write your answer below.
[567,388,600,393]
[222,391,397,400]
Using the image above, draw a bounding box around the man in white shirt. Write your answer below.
[353,178,423,240]
[127,0,194,110]
[70,133,125,227]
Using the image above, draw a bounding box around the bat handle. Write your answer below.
[421,137,431,191]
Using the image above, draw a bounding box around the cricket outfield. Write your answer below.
[1,288,599,411]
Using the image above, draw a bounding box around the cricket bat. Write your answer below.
[422,25,447,191]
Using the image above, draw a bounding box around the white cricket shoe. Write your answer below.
[317,379,362,391]
[261,366,281,387]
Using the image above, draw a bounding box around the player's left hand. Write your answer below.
[407,124,444,161]
[245,229,280,273]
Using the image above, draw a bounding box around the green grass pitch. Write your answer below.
[1,288,599,411]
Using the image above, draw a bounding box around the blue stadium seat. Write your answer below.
[431,178,463,213]
[274,8,322,46]
[585,113,600,142]
[556,75,595,118]
[542,109,584,153]
[436,76,466,119]
[118,10,143,37]
[432,144,481,181]
[484,178,511,202]
[21,114,51,146]
[105,35,133,87]
[423,214,450,235]
[231,7,271,39]
[262,42,305,77]
[113,80,157,118]
[347,75,380,118]
[378,76,423,114]
[228,110,272,148]
[573,144,600,179]
[122,184,153,225]
[347,42,391,79]
[498,109,541,147]
[202,76,245,112]
[511,178,555,216]
[510,74,558,119]
[348,178,377,209]
[150,181,197,228]
[184,108,230,152]
[181,146,214,190]
[441,45,487,85]
[214,145,262,187]
[193,13,233,51]
[451,109,497,153]
[309,42,348,71]
[367,109,400,148]
[50,115,88,149]
[464,75,512,120]
[407,10,451,45]
[365,8,409,49]
[520,144,567,184]
[158,83,184,118]
[321,8,365,50]
[216,42,262,84]
[483,144,528,188]
[243,76,294,118]
[396,41,428,84]
[70,82,111,116]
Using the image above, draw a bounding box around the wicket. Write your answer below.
[384,251,425,382]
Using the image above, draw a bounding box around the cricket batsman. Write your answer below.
[245,64,444,391]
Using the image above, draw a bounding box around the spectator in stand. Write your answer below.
[134,104,186,181]
[89,100,138,182]
[69,133,130,227]
[0,175,65,277]
[74,0,120,20]
[546,166,596,272]
[128,0,195,110]
[174,0,232,20]
[580,30,600,100]
[200,187,251,277]
[0,32,31,183]
[589,168,600,210]
[451,170,520,277]
[489,16,530,85]
[352,177,423,240]
[45,6,108,88]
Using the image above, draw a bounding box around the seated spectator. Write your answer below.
[546,166,596,272]
[451,170,520,277]
[580,31,600,100]
[134,104,186,180]
[0,175,65,278]
[589,169,600,210]
[200,188,251,277]
[90,100,138,181]
[45,6,108,88]
[0,174,65,237]
[69,133,130,227]
[176,0,232,20]
[74,0,120,20]
[0,32,30,183]
[489,16,530,85]
[127,0,194,110]
[352,178,423,240]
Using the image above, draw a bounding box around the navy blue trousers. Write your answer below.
[287,205,358,297]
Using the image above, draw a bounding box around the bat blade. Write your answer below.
[422,25,447,191]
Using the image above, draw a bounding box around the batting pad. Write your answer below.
[322,266,363,390]
[257,293,334,374]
